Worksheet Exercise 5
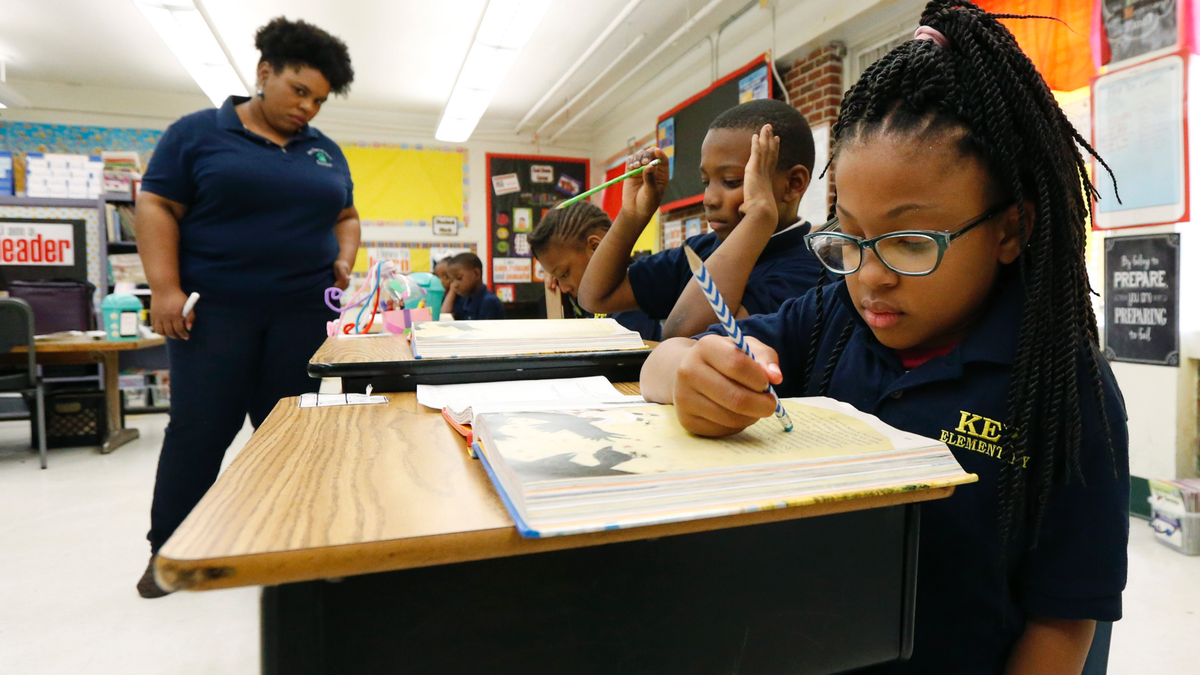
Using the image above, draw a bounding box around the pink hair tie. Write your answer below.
[914,25,949,48]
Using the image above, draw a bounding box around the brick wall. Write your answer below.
[782,44,844,209]
[783,44,844,129]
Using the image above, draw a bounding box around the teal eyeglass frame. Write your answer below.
[803,202,1015,277]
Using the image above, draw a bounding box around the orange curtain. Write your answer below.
[975,0,1095,91]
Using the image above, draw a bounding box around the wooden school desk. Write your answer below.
[156,384,961,675]
[3,335,165,453]
[308,332,653,392]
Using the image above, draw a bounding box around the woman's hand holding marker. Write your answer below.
[621,147,670,226]
[673,334,783,437]
[739,124,781,230]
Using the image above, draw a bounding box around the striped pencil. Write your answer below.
[556,159,660,210]
[683,245,793,432]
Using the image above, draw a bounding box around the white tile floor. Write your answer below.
[0,413,1196,674]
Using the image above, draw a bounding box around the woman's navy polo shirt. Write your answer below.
[705,277,1130,675]
[626,221,823,320]
[142,96,353,309]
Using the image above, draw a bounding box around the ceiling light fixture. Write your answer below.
[435,0,553,143]
[133,0,248,107]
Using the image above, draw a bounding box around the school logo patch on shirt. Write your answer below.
[308,147,334,167]
[939,411,1028,468]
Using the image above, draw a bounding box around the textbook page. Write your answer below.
[417,376,633,417]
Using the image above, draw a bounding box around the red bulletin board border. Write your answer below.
[657,53,774,214]
[1090,51,1191,231]
[485,153,590,288]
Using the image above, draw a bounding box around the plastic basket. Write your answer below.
[1148,496,1200,556]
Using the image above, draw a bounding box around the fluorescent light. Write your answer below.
[133,0,247,107]
[435,0,552,142]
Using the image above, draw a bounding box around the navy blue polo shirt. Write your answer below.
[627,221,822,320]
[565,297,662,342]
[452,286,505,320]
[707,276,1130,675]
[141,96,353,310]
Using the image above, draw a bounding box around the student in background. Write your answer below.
[135,17,356,598]
[530,201,661,342]
[641,3,1128,673]
[446,253,505,320]
[577,99,823,339]
[434,257,456,316]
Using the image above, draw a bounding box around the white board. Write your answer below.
[797,123,830,227]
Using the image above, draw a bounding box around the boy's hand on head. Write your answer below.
[621,147,670,226]
[739,124,781,229]
[673,334,782,437]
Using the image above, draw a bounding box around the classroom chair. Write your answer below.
[0,298,48,469]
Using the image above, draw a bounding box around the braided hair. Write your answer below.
[817,0,1115,554]
[529,200,612,258]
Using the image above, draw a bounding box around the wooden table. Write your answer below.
[5,335,165,453]
[309,332,654,392]
[156,385,959,675]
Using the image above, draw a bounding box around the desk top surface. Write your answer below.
[16,335,165,353]
[310,332,413,365]
[156,384,957,592]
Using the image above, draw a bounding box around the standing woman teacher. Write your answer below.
[135,17,358,597]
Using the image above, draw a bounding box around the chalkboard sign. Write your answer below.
[486,153,589,308]
[1104,233,1180,366]
[656,54,781,213]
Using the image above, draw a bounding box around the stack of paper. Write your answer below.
[410,318,646,359]
[418,376,643,425]
[1150,478,1200,512]
[472,397,977,538]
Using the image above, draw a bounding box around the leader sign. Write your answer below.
[0,222,75,265]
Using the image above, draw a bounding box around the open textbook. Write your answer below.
[418,376,642,425]
[471,397,977,538]
[410,318,647,359]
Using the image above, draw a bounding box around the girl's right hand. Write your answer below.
[151,287,193,340]
[673,334,783,437]
[620,147,670,225]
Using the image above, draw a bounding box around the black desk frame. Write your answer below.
[262,503,921,675]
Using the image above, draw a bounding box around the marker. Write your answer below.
[683,246,793,432]
[182,292,200,318]
[556,158,660,210]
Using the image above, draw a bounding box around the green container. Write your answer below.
[405,272,445,320]
[101,293,142,341]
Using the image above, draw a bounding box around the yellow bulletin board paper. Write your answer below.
[341,146,465,223]
[410,248,431,273]
[634,211,659,253]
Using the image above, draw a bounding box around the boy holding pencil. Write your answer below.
[577,99,823,339]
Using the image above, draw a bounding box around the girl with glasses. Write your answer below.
[641,2,1129,673]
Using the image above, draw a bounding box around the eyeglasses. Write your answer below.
[803,202,1014,277]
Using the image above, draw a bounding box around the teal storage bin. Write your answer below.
[101,293,142,341]
[405,272,445,320]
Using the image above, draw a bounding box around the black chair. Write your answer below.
[1081,620,1112,675]
[0,298,48,469]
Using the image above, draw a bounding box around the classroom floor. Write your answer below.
[0,413,1197,674]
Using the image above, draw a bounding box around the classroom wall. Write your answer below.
[0,92,591,282]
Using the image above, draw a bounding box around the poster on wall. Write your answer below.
[0,221,76,265]
[657,117,676,178]
[1101,0,1179,67]
[531,165,554,183]
[367,246,412,273]
[492,173,521,195]
[738,65,769,103]
[432,216,459,236]
[664,220,684,249]
[797,123,831,226]
[493,257,532,283]
[1092,55,1187,229]
[1104,233,1180,366]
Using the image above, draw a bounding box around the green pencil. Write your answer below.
[556,158,661,209]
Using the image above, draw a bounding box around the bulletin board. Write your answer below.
[1092,54,1189,229]
[355,241,476,277]
[340,144,467,226]
[486,153,589,305]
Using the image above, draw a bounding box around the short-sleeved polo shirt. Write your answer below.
[702,275,1130,675]
[626,220,822,320]
[452,286,506,320]
[141,96,353,309]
